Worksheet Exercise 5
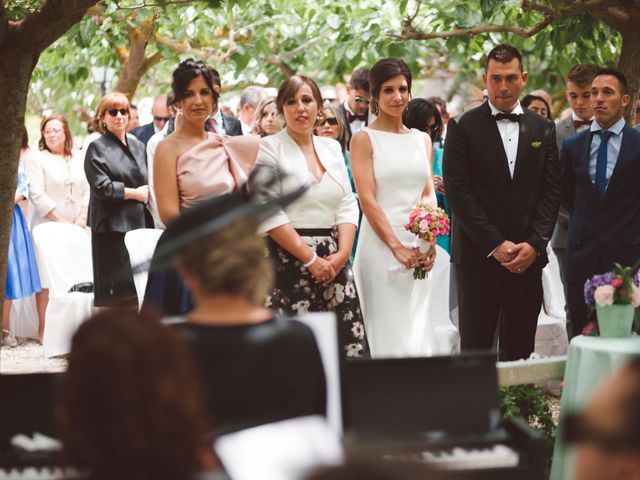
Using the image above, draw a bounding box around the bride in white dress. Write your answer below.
[351,58,458,358]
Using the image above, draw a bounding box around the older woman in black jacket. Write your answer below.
[84,92,152,308]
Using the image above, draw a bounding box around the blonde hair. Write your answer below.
[177,219,272,304]
[97,92,130,133]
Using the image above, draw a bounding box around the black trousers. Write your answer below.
[456,263,543,361]
[567,282,589,337]
[91,232,138,308]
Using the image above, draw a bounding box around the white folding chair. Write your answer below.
[535,246,569,357]
[124,228,163,309]
[32,222,95,357]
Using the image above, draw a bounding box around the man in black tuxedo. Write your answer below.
[561,68,640,336]
[443,44,561,360]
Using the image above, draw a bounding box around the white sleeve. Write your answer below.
[255,139,291,234]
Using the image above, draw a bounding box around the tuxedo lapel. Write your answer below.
[479,103,511,180]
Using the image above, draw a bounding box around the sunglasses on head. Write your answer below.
[354,96,370,105]
[154,115,171,122]
[107,108,129,117]
[319,117,339,126]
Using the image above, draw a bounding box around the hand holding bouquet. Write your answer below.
[403,203,450,279]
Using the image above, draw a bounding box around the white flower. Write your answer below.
[344,282,356,297]
[291,300,310,312]
[351,322,365,340]
[594,285,615,306]
[345,343,363,357]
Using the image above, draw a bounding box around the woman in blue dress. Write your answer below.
[3,129,42,346]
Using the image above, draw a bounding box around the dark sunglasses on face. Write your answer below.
[154,115,171,122]
[107,108,129,117]
[319,117,339,127]
[562,413,640,453]
[354,96,370,105]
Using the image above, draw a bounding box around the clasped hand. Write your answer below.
[393,244,436,272]
[493,240,537,273]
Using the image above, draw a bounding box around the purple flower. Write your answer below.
[634,269,640,287]
[584,272,614,304]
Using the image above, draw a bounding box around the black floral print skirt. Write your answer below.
[267,228,370,359]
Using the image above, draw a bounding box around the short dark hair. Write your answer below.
[485,44,523,72]
[349,67,370,92]
[276,75,323,117]
[402,98,443,141]
[594,67,628,94]
[369,58,412,101]
[171,59,219,102]
[566,64,599,87]
[521,94,552,119]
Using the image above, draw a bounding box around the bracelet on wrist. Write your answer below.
[303,252,318,268]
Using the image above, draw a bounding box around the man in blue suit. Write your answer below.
[561,68,640,336]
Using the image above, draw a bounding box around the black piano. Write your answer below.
[341,352,546,479]
[0,373,69,478]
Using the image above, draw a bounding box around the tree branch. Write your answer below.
[14,0,100,54]
[112,0,196,10]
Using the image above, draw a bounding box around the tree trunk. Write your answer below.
[0,45,39,332]
[617,30,640,127]
[114,22,163,100]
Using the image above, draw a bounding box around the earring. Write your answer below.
[372,99,380,116]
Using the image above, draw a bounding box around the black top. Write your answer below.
[171,316,327,435]
[84,131,150,233]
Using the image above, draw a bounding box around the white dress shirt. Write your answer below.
[488,100,524,178]
[146,123,171,229]
[571,111,594,132]
[343,102,366,135]
[256,129,359,233]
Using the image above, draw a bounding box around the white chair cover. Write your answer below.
[535,246,569,357]
[31,222,95,357]
[124,228,163,309]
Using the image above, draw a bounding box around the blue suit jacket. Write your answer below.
[561,124,640,283]
[130,123,156,146]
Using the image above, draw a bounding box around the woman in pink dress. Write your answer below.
[143,59,259,314]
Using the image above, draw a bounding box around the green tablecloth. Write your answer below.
[550,335,640,480]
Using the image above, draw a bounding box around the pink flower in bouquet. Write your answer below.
[631,285,640,308]
[611,278,623,288]
[419,219,429,232]
[594,285,615,306]
[582,320,599,337]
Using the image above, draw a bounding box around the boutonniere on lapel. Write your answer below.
[531,141,542,149]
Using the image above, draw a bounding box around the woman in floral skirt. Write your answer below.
[256,75,369,358]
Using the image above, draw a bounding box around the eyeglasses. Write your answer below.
[319,117,339,126]
[562,413,640,452]
[107,108,129,117]
[43,128,64,135]
[153,115,171,122]
[354,96,370,105]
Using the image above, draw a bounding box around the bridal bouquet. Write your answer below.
[403,203,450,279]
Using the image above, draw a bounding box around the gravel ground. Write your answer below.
[0,339,67,374]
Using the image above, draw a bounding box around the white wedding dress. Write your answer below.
[353,128,459,358]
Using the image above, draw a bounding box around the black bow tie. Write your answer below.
[347,111,367,123]
[494,113,521,122]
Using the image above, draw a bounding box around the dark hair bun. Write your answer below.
[171,58,218,102]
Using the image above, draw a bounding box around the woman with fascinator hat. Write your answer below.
[152,180,327,435]
[143,58,259,315]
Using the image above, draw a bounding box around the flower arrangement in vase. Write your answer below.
[583,263,640,337]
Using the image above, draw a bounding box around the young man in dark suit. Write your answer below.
[443,44,561,360]
[553,64,598,337]
[561,68,640,336]
[204,67,242,136]
[338,67,370,146]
